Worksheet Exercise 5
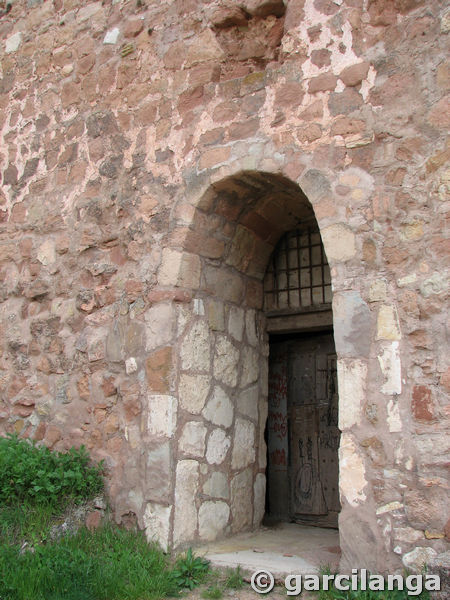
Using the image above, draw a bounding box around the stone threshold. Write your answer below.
[194,522,340,581]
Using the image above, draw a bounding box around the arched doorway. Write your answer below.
[264,227,340,528]
[163,170,343,552]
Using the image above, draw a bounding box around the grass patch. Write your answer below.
[0,501,57,546]
[313,566,432,600]
[0,434,213,600]
[201,585,223,599]
[0,524,179,600]
[224,565,244,590]
[199,566,245,599]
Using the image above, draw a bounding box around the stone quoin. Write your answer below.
[0,0,449,582]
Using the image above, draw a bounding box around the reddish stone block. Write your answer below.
[314,0,339,16]
[145,347,173,393]
[228,118,259,140]
[370,73,415,106]
[77,54,95,75]
[86,510,102,531]
[3,164,18,186]
[34,422,46,441]
[339,62,370,87]
[386,167,406,185]
[311,48,331,68]
[199,146,231,169]
[213,100,239,123]
[308,72,337,93]
[330,117,365,136]
[147,290,192,304]
[244,0,286,18]
[77,374,90,400]
[275,82,305,108]
[13,403,35,418]
[428,95,450,129]
[368,0,397,26]
[409,329,432,350]
[412,385,434,421]
[125,279,144,301]
[19,238,33,258]
[101,376,117,398]
[136,102,158,126]
[61,82,80,108]
[45,424,62,448]
[124,18,144,38]
[296,123,322,143]
[440,367,450,392]
[209,5,248,28]
[426,147,450,173]
[178,85,204,115]
[109,246,127,267]
[10,202,27,224]
[124,397,141,421]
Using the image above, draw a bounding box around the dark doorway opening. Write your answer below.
[263,226,340,529]
[266,330,340,528]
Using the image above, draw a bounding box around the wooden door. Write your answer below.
[288,332,340,527]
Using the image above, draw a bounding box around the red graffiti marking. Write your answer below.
[269,448,287,466]
[269,411,288,439]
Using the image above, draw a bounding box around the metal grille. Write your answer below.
[264,228,332,311]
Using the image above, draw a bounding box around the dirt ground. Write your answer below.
[184,584,289,600]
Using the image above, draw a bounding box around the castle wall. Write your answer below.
[0,0,448,572]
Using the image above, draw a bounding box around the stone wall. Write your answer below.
[0,0,449,574]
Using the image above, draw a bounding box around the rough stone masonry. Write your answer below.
[0,0,449,577]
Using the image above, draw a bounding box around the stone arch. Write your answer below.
[143,165,381,569]
[152,170,354,552]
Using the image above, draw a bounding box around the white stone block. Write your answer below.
[206,428,231,465]
[5,32,22,54]
[147,395,177,438]
[179,373,210,413]
[173,460,199,546]
[202,386,234,428]
[103,27,120,44]
[144,502,172,552]
[179,421,207,457]
[198,501,230,541]
[338,359,367,430]
[231,418,255,469]
[377,341,402,395]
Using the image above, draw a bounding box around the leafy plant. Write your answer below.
[172,547,210,590]
[0,434,104,509]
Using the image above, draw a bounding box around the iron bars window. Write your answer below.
[264,227,332,311]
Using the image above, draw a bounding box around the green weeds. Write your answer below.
[172,547,210,590]
[0,434,103,509]
[200,566,245,599]
[0,433,218,600]
[0,525,178,600]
